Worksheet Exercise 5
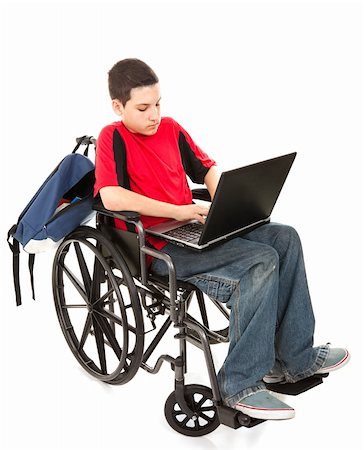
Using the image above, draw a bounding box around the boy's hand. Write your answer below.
[173,204,210,224]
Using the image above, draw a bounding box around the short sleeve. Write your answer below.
[94,125,128,196]
[173,120,216,184]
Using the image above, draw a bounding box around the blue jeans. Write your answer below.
[150,223,329,406]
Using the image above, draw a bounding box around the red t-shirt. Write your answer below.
[94,116,216,249]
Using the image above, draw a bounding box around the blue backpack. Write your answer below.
[7,136,96,306]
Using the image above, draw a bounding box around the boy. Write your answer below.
[94,58,349,420]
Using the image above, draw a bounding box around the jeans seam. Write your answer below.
[189,273,239,286]
[233,283,241,340]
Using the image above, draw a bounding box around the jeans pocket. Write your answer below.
[187,274,237,303]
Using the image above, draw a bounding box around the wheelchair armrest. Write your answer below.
[192,188,211,202]
[93,201,140,223]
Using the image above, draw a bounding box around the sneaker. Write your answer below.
[233,390,295,420]
[316,347,350,374]
[264,347,350,383]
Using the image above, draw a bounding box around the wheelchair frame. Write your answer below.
[51,139,328,436]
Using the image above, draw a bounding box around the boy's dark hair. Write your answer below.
[108,58,159,106]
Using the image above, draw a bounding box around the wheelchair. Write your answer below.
[51,137,328,436]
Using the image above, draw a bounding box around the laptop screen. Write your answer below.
[199,152,296,245]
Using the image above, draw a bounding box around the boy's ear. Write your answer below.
[112,99,124,116]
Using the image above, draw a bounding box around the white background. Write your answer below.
[0,0,363,449]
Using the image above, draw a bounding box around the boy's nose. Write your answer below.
[149,107,159,121]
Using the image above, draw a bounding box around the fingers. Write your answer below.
[194,205,209,223]
[194,214,205,224]
[174,204,210,223]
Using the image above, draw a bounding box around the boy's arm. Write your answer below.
[100,186,209,224]
[204,166,221,200]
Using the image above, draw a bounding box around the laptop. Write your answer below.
[147,152,297,250]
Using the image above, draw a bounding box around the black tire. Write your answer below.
[52,226,144,384]
[164,384,220,436]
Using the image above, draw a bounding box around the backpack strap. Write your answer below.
[28,253,36,301]
[74,136,96,156]
[7,225,22,306]
[7,225,36,306]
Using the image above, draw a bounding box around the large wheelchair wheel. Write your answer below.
[52,226,144,384]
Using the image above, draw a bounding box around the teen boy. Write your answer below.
[94,58,349,420]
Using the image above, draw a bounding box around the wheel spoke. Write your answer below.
[195,396,208,409]
[92,273,130,308]
[60,262,88,302]
[94,313,123,359]
[96,308,123,326]
[78,313,92,351]
[194,419,201,430]
[74,242,92,297]
[200,404,214,411]
[179,415,190,427]
[92,315,107,374]
[62,304,88,309]
[90,257,102,304]
[92,285,117,307]
[199,412,214,423]
[96,308,137,335]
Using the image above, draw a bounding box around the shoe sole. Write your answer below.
[263,375,285,384]
[235,402,295,420]
[316,350,350,374]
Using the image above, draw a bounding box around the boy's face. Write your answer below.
[112,83,161,136]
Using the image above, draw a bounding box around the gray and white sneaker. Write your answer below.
[233,390,295,420]
[263,346,350,384]
[316,347,350,374]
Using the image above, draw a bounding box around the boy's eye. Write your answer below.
[137,103,160,112]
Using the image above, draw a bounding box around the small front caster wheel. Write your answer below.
[164,384,220,436]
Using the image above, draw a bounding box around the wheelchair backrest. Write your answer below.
[98,217,141,278]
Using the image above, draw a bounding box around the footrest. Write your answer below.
[265,373,329,396]
[217,405,265,429]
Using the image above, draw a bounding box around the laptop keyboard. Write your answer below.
[164,222,204,242]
